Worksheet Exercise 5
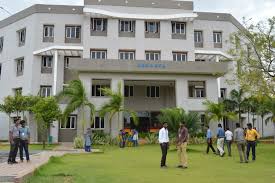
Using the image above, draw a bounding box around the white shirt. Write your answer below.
[158,127,169,143]
[225,130,233,141]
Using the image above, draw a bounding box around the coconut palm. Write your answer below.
[203,100,237,126]
[256,96,269,137]
[56,80,95,133]
[99,82,138,135]
[223,89,246,124]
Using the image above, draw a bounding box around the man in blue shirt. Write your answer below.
[19,120,30,162]
[206,126,216,154]
[216,124,225,157]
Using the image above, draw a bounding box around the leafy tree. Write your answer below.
[56,80,95,133]
[0,96,15,127]
[158,107,201,136]
[31,97,61,149]
[264,96,275,143]
[230,17,275,96]
[99,82,138,135]
[223,89,246,124]
[203,100,237,126]
[256,96,270,137]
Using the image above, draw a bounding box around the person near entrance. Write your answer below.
[216,124,225,157]
[8,118,21,164]
[206,126,216,154]
[176,122,188,169]
[158,122,169,168]
[234,123,248,163]
[246,123,260,161]
[225,127,233,156]
[19,120,30,162]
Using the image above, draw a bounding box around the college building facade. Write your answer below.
[0,0,274,142]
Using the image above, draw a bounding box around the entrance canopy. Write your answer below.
[195,50,233,62]
[33,45,83,57]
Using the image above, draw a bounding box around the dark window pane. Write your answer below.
[156,87,160,97]
[66,118,70,128]
[95,117,100,128]
[100,118,104,128]
[125,85,129,97]
[130,86,134,96]
[146,86,150,97]
[71,117,75,128]
[188,85,194,97]
[151,86,156,97]
[92,85,95,96]
[96,85,100,96]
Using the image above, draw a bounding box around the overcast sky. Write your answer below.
[0,0,274,23]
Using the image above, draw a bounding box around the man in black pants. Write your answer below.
[206,126,216,154]
[158,122,169,168]
[8,118,21,164]
[19,120,30,162]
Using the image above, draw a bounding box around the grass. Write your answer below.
[26,144,275,183]
[0,144,59,151]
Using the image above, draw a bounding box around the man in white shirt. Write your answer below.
[158,122,169,168]
[225,127,233,157]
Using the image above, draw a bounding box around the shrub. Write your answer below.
[73,136,84,149]
[145,133,158,144]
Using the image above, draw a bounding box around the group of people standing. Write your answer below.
[206,123,260,163]
[119,129,139,148]
[8,118,30,164]
[158,122,188,169]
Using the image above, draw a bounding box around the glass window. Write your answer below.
[90,50,107,59]
[145,21,160,33]
[18,28,26,46]
[213,32,222,43]
[65,26,81,39]
[124,85,134,97]
[92,84,110,97]
[194,31,203,43]
[43,25,54,38]
[41,56,53,68]
[40,86,52,97]
[119,20,135,32]
[16,58,24,74]
[0,37,3,52]
[92,117,105,129]
[146,86,160,98]
[145,51,161,61]
[173,52,187,62]
[60,115,77,129]
[172,22,186,34]
[188,81,206,98]
[119,51,135,60]
[91,18,107,31]
[220,88,227,99]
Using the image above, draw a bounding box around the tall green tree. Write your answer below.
[0,96,15,128]
[264,96,275,143]
[256,96,270,137]
[56,80,95,133]
[99,82,138,135]
[230,17,275,96]
[31,97,61,149]
[203,100,237,126]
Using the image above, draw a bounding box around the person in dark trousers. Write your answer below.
[119,129,126,148]
[84,128,92,152]
[225,127,233,156]
[158,122,169,168]
[234,123,248,163]
[176,122,188,169]
[19,120,30,162]
[206,126,216,154]
[8,118,21,164]
[246,123,260,161]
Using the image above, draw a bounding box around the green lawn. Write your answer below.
[26,144,275,183]
[0,144,58,151]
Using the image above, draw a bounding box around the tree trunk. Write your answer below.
[81,106,85,134]
[273,123,275,144]
[261,115,264,137]
[42,127,47,150]
[252,114,255,127]
[109,118,112,135]
[117,112,120,130]
[247,111,250,124]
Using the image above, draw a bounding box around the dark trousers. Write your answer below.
[119,141,126,148]
[226,140,232,156]
[206,138,216,154]
[8,138,20,162]
[160,143,168,167]
[247,141,256,160]
[133,140,138,147]
[19,140,30,161]
[84,146,91,152]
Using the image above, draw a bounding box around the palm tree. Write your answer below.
[264,97,275,143]
[249,96,259,128]
[256,96,269,137]
[203,100,237,127]
[99,82,138,135]
[224,89,246,124]
[56,80,95,133]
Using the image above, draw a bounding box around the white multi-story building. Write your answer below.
[0,0,273,142]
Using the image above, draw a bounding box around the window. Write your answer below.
[220,88,227,99]
[64,57,70,69]
[43,25,54,38]
[119,20,135,32]
[16,58,24,76]
[145,21,160,33]
[14,88,22,95]
[145,51,160,61]
[124,85,134,97]
[195,59,206,62]
[194,31,203,43]
[213,32,222,43]
[188,81,206,98]
[92,85,110,97]
[90,50,107,59]
[0,37,3,52]
[146,86,160,98]
[92,116,104,129]
[173,52,187,62]
[172,22,186,34]
[119,51,135,60]
[41,56,53,68]
[91,18,107,31]
[65,26,81,39]
[60,115,77,129]
[18,28,26,46]
[40,86,52,97]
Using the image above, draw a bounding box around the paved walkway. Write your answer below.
[0,143,101,183]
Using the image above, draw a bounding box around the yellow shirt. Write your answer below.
[246,129,260,141]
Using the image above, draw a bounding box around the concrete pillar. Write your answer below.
[216,55,221,98]
[175,78,185,108]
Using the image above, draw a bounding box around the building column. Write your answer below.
[175,78,186,109]
[50,50,59,143]
[216,55,221,98]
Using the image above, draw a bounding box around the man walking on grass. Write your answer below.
[206,126,216,154]
[159,122,169,168]
[246,123,260,161]
[216,124,225,157]
[8,118,21,164]
[176,122,188,169]
[234,123,248,163]
[225,127,233,156]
